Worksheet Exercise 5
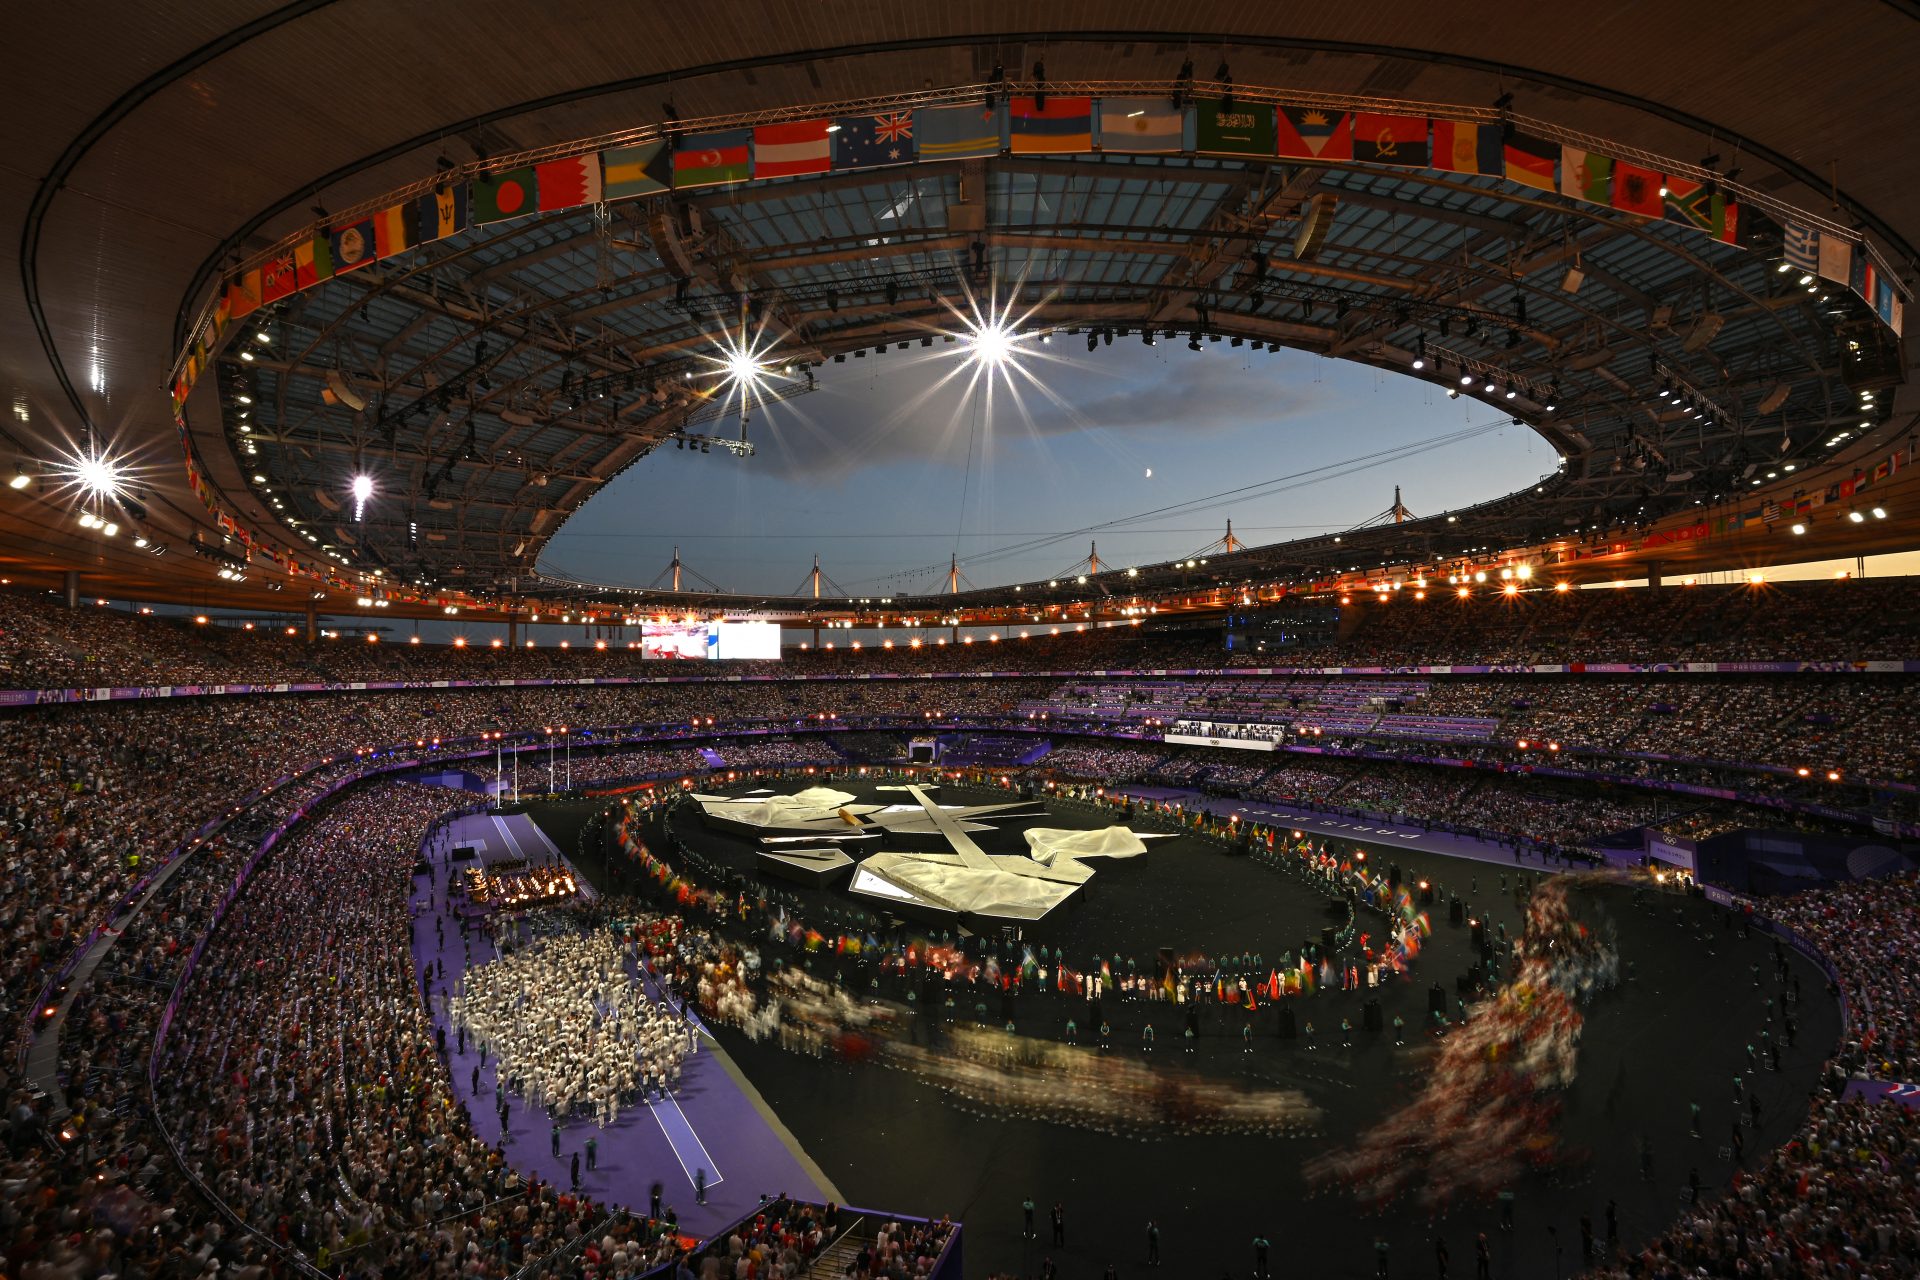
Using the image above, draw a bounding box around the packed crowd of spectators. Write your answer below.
[1585,1090,1920,1279]
[157,782,623,1275]
[1582,872,1920,1278]
[6,578,1920,693]
[1770,872,1920,1082]
[6,583,1920,1279]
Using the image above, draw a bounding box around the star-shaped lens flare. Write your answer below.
[50,439,130,506]
[691,322,794,429]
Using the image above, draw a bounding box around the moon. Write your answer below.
[1144,468,1153,478]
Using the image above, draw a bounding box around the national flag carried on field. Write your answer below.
[1096,98,1183,152]
[328,218,378,274]
[833,111,915,169]
[917,103,1003,159]
[673,130,752,187]
[418,183,469,241]
[1195,98,1275,157]
[1009,96,1092,153]
[472,167,539,223]
[260,250,298,303]
[1430,120,1502,176]
[534,156,602,211]
[372,201,419,259]
[1277,107,1352,161]
[1610,161,1664,217]
[1351,112,1428,166]
[1502,132,1558,191]
[602,141,670,200]
[225,267,263,320]
[293,235,333,289]
[753,119,832,176]
[1559,147,1613,205]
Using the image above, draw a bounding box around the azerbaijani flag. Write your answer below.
[673,130,751,188]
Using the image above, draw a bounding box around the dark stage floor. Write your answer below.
[546,789,1844,1280]
[669,779,1361,959]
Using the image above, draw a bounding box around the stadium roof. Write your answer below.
[3,4,1916,620]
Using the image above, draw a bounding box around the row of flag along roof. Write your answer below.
[186,96,1901,408]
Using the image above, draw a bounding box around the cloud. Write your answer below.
[750,351,1330,481]
[1019,356,1329,435]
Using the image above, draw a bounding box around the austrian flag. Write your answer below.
[753,120,831,177]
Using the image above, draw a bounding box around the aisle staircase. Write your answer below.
[806,1214,870,1277]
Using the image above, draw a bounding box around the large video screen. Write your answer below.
[640,619,781,660]
[641,620,710,660]
[711,620,781,660]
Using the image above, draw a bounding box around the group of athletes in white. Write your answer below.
[447,930,694,1126]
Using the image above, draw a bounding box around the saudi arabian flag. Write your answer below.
[1194,98,1275,157]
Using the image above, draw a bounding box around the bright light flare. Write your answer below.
[53,445,127,504]
[726,349,765,383]
[964,321,1020,368]
[350,473,373,520]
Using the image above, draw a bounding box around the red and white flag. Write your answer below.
[753,119,831,178]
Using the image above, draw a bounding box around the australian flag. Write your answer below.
[833,110,915,170]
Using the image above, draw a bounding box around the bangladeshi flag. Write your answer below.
[471,167,538,223]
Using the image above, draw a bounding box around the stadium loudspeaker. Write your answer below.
[1277,1005,1297,1039]
[1320,926,1337,955]
[1292,193,1338,262]
[1388,862,1401,889]
[648,208,696,277]
[1470,920,1486,950]
[1449,898,1465,925]
[1428,983,1448,1018]
[1362,998,1382,1031]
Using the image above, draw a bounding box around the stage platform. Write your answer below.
[409,816,836,1238]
